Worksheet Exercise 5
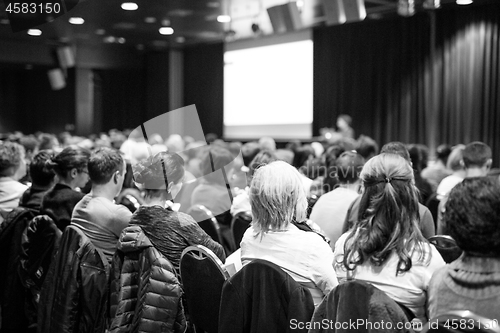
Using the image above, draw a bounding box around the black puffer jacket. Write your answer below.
[37,224,110,333]
[109,225,186,333]
[19,214,62,327]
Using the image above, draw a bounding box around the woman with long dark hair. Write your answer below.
[333,153,445,322]
[41,146,90,230]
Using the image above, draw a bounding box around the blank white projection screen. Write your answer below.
[224,39,313,139]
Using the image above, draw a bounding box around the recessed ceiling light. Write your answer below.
[121,2,138,10]
[104,36,116,43]
[117,37,126,44]
[0,18,9,25]
[161,19,171,26]
[217,15,231,23]
[144,17,156,23]
[206,2,220,8]
[69,17,85,24]
[27,29,42,36]
[159,27,174,35]
[95,29,106,35]
[136,44,145,50]
[175,36,185,43]
[456,0,472,4]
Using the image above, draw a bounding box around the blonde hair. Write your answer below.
[250,161,307,237]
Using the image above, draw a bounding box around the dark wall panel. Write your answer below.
[183,42,224,138]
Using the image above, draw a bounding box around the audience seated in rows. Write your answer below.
[309,150,364,249]
[333,153,446,322]
[0,141,28,223]
[437,141,492,234]
[343,142,436,238]
[428,176,500,321]
[239,161,338,306]
[70,147,132,263]
[131,151,225,273]
[41,146,90,230]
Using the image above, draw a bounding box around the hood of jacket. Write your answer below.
[117,225,153,253]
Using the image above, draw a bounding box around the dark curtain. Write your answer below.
[94,69,146,131]
[313,1,500,167]
[0,67,75,134]
[183,42,224,138]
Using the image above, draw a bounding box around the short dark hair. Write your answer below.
[462,141,492,168]
[436,144,452,165]
[30,150,56,187]
[380,142,411,163]
[445,177,500,256]
[0,141,24,176]
[201,146,234,184]
[335,151,365,184]
[133,151,185,190]
[46,146,90,178]
[88,147,124,185]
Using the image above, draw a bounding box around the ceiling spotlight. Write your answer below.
[217,15,231,23]
[104,36,116,43]
[144,17,156,23]
[456,0,472,4]
[175,36,185,43]
[159,27,174,35]
[423,0,440,9]
[69,17,85,24]
[121,2,138,10]
[27,29,42,36]
[0,18,9,25]
[95,29,106,35]
[117,37,126,44]
[397,0,415,16]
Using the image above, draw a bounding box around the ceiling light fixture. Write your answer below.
[121,2,138,10]
[456,0,472,4]
[423,0,440,9]
[69,17,85,24]
[217,15,231,23]
[159,27,174,35]
[27,29,42,36]
[144,17,156,23]
[95,29,106,35]
[397,0,415,16]
[176,36,185,43]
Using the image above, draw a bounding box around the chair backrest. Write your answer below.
[425,193,441,228]
[421,311,500,333]
[230,211,252,250]
[309,280,412,333]
[18,214,62,326]
[38,224,109,333]
[180,245,229,333]
[187,204,223,244]
[428,235,463,263]
[219,259,314,333]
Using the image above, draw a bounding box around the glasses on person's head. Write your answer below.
[339,150,359,158]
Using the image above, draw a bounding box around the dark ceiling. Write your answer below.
[0,0,487,51]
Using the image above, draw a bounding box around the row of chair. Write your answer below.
[185,205,252,253]
[179,245,496,333]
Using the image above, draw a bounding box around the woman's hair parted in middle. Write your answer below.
[249,160,307,238]
[342,153,430,275]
